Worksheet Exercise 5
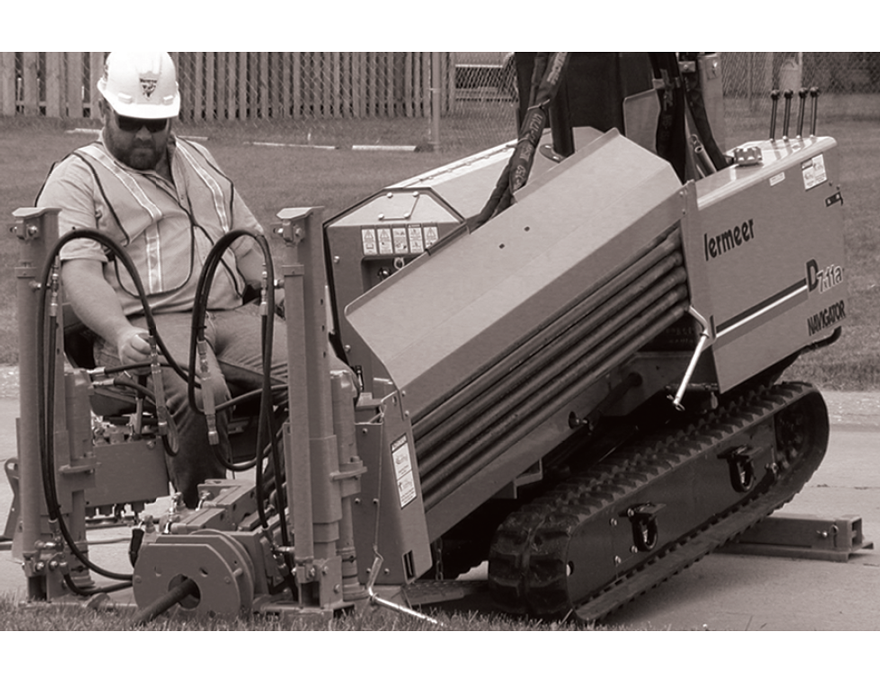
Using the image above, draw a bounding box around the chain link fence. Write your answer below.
[3,52,878,153]
[722,52,880,143]
[447,52,880,152]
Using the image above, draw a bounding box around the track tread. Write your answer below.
[487,381,828,622]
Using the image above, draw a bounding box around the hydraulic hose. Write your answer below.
[470,52,570,230]
[188,230,276,464]
[187,229,291,550]
[35,227,290,593]
[36,228,179,586]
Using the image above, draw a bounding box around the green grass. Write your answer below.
[0,592,591,632]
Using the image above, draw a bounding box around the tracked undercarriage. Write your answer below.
[488,381,829,622]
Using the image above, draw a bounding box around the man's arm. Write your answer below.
[234,245,266,288]
[62,259,152,365]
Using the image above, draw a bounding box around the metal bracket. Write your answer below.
[623,503,665,553]
[719,514,873,562]
[721,445,762,493]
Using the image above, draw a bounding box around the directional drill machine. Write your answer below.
[6,53,848,622]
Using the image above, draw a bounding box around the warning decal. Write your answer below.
[423,225,439,248]
[802,154,827,191]
[377,228,393,255]
[361,228,378,255]
[393,227,408,254]
[391,434,417,508]
[408,225,425,254]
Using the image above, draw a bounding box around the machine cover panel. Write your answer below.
[346,130,684,418]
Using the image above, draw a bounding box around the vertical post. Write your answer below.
[67,52,84,119]
[330,371,367,601]
[11,208,97,600]
[12,208,57,599]
[21,52,39,116]
[45,52,63,118]
[193,52,205,121]
[89,52,104,120]
[205,52,216,121]
[278,210,312,567]
[239,52,249,120]
[429,51,441,151]
[0,52,15,116]
[277,207,344,610]
[215,53,227,121]
[259,51,269,119]
[293,52,302,120]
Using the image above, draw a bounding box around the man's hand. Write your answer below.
[61,259,152,366]
[115,327,152,365]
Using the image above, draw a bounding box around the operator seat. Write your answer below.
[62,302,145,418]
[62,302,267,462]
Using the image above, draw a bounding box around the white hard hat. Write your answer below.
[97,52,180,119]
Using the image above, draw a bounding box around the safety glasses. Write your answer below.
[115,113,169,134]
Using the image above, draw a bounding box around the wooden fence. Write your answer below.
[0,52,456,121]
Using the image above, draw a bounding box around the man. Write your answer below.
[37,52,288,508]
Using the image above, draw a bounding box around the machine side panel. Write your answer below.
[351,396,432,584]
[346,130,685,418]
[688,137,846,392]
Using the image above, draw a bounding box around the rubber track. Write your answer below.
[487,382,827,623]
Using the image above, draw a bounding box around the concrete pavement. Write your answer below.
[600,423,880,630]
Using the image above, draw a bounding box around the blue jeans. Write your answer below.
[95,304,288,507]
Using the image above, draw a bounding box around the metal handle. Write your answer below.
[671,308,712,412]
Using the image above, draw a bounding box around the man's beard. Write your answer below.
[105,126,163,171]
[122,144,162,171]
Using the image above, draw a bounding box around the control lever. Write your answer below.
[148,334,179,455]
[769,89,780,140]
[782,89,793,140]
[810,87,820,136]
[796,87,808,138]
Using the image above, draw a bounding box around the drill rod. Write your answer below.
[418,262,686,476]
[133,577,199,625]
[422,303,689,509]
[413,232,682,440]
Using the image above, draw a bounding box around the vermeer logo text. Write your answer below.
[704,219,754,261]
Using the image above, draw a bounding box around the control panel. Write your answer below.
[324,141,517,394]
[325,188,465,395]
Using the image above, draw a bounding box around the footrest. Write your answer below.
[719,514,873,562]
